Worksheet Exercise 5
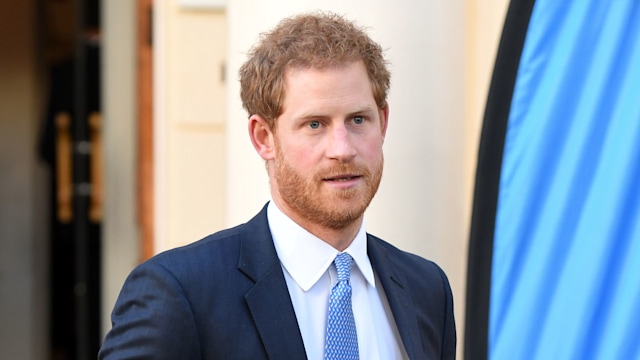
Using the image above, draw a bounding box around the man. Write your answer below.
[99,12,456,360]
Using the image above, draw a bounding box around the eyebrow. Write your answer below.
[347,106,377,116]
[296,106,377,120]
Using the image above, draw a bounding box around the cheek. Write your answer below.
[278,140,318,169]
[358,136,385,158]
[291,152,318,171]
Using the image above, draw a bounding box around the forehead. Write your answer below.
[282,61,374,101]
[277,62,379,130]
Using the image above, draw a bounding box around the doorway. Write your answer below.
[38,0,102,358]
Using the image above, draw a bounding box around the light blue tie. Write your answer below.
[324,252,359,360]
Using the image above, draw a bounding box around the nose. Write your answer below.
[326,124,357,162]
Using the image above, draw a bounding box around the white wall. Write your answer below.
[154,1,228,251]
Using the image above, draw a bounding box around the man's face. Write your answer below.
[270,61,388,230]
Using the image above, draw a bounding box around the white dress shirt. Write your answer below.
[267,202,408,360]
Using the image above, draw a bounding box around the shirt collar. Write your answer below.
[267,201,376,291]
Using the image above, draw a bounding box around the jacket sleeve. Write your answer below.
[440,266,457,360]
[98,261,201,360]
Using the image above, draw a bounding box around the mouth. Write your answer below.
[323,174,361,182]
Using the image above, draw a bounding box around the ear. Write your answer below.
[380,103,390,142]
[248,114,276,160]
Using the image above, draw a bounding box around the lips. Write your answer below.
[324,174,361,182]
[319,164,368,184]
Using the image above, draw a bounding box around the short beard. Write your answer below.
[274,147,383,230]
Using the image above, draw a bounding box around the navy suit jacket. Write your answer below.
[99,204,456,359]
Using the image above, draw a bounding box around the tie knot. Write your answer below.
[334,253,353,282]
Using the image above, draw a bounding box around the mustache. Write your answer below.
[315,163,371,180]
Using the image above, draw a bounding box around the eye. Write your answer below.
[308,121,321,129]
[353,116,365,124]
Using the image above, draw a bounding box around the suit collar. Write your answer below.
[267,201,376,290]
[237,204,422,359]
[238,204,307,359]
[368,236,422,360]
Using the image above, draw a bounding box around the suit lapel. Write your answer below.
[238,205,307,360]
[368,236,422,360]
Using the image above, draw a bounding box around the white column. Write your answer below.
[101,0,139,339]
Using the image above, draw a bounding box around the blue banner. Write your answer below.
[489,0,640,359]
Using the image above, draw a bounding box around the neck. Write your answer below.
[304,219,362,252]
[272,199,363,252]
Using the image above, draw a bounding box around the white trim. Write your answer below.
[179,0,225,10]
